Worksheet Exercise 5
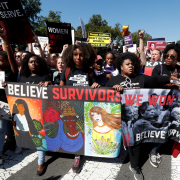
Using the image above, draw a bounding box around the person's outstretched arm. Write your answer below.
[0,29,18,74]
[139,30,146,66]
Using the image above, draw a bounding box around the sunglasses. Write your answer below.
[15,55,21,58]
[164,54,176,60]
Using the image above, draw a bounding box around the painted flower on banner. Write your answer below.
[44,107,60,123]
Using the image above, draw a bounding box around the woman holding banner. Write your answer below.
[106,52,179,180]
[60,43,100,173]
[152,43,180,77]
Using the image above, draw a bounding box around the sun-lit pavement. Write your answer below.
[0,141,179,180]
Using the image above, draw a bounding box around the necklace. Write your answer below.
[67,132,79,137]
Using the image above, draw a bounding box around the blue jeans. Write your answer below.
[0,119,8,156]
[151,143,162,152]
[38,151,46,165]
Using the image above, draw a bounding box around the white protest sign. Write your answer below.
[71,30,74,45]
[0,71,5,89]
[123,44,137,53]
[32,36,48,55]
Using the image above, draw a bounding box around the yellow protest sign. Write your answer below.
[88,32,111,47]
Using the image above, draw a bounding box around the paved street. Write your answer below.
[0,140,179,180]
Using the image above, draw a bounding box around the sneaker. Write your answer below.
[149,153,158,168]
[15,146,22,154]
[156,153,162,164]
[72,156,80,173]
[129,165,144,180]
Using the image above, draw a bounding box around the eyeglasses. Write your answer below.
[15,55,21,58]
[164,54,176,60]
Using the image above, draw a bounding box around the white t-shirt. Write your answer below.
[14,114,29,131]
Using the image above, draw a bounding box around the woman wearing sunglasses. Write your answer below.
[106,52,178,180]
[152,43,180,77]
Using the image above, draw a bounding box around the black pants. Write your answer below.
[128,143,144,168]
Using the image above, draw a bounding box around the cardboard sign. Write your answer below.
[144,61,165,76]
[0,71,5,89]
[147,38,166,50]
[0,0,25,19]
[123,35,133,47]
[88,32,111,47]
[0,0,35,44]
[32,36,48,55]
[75,37,87,44]
[5,83,122,158]
[166,41,176,45]
[121,88,180,147]
[123,44,137,53]
[79,17,87,38]
[46,21,72,53]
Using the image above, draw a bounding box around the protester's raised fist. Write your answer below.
[63,44,68,51]
[43,43,47,50]
[47,44,52,53]
[139,30,145,39]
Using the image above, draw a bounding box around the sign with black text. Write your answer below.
[0,0,34,44]
[88,32,111,47]
[46,21,72,53]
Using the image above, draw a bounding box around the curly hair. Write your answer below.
[21,53,49,77]
[0,51,8,61]
[115,52,141,75]
[163,43,180,62]
[62,43,96,70]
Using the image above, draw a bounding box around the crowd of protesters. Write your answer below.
[0,26,180,180]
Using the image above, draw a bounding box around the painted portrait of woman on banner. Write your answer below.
[84,102,121,157]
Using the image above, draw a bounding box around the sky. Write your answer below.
[39,0,180,42]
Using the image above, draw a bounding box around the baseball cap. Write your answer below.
[95,55,103,62]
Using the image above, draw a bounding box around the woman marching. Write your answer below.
[106,52,179,180]
[60,43,100,173]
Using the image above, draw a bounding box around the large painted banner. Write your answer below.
[121,89,180,147]
[5,83,122,158]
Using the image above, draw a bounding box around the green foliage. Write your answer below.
[33,119,43,131]
[84,102,94,130]
[20,0,41,31]
[69,101,84,118]
[111,104,121,114]
[32,136,42,147]
[75,14,123,56]
[131,30,152,47]
[177,40,180,44]
[35,10,62,35]
[45,123,59,138]
[91,138,119,155]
